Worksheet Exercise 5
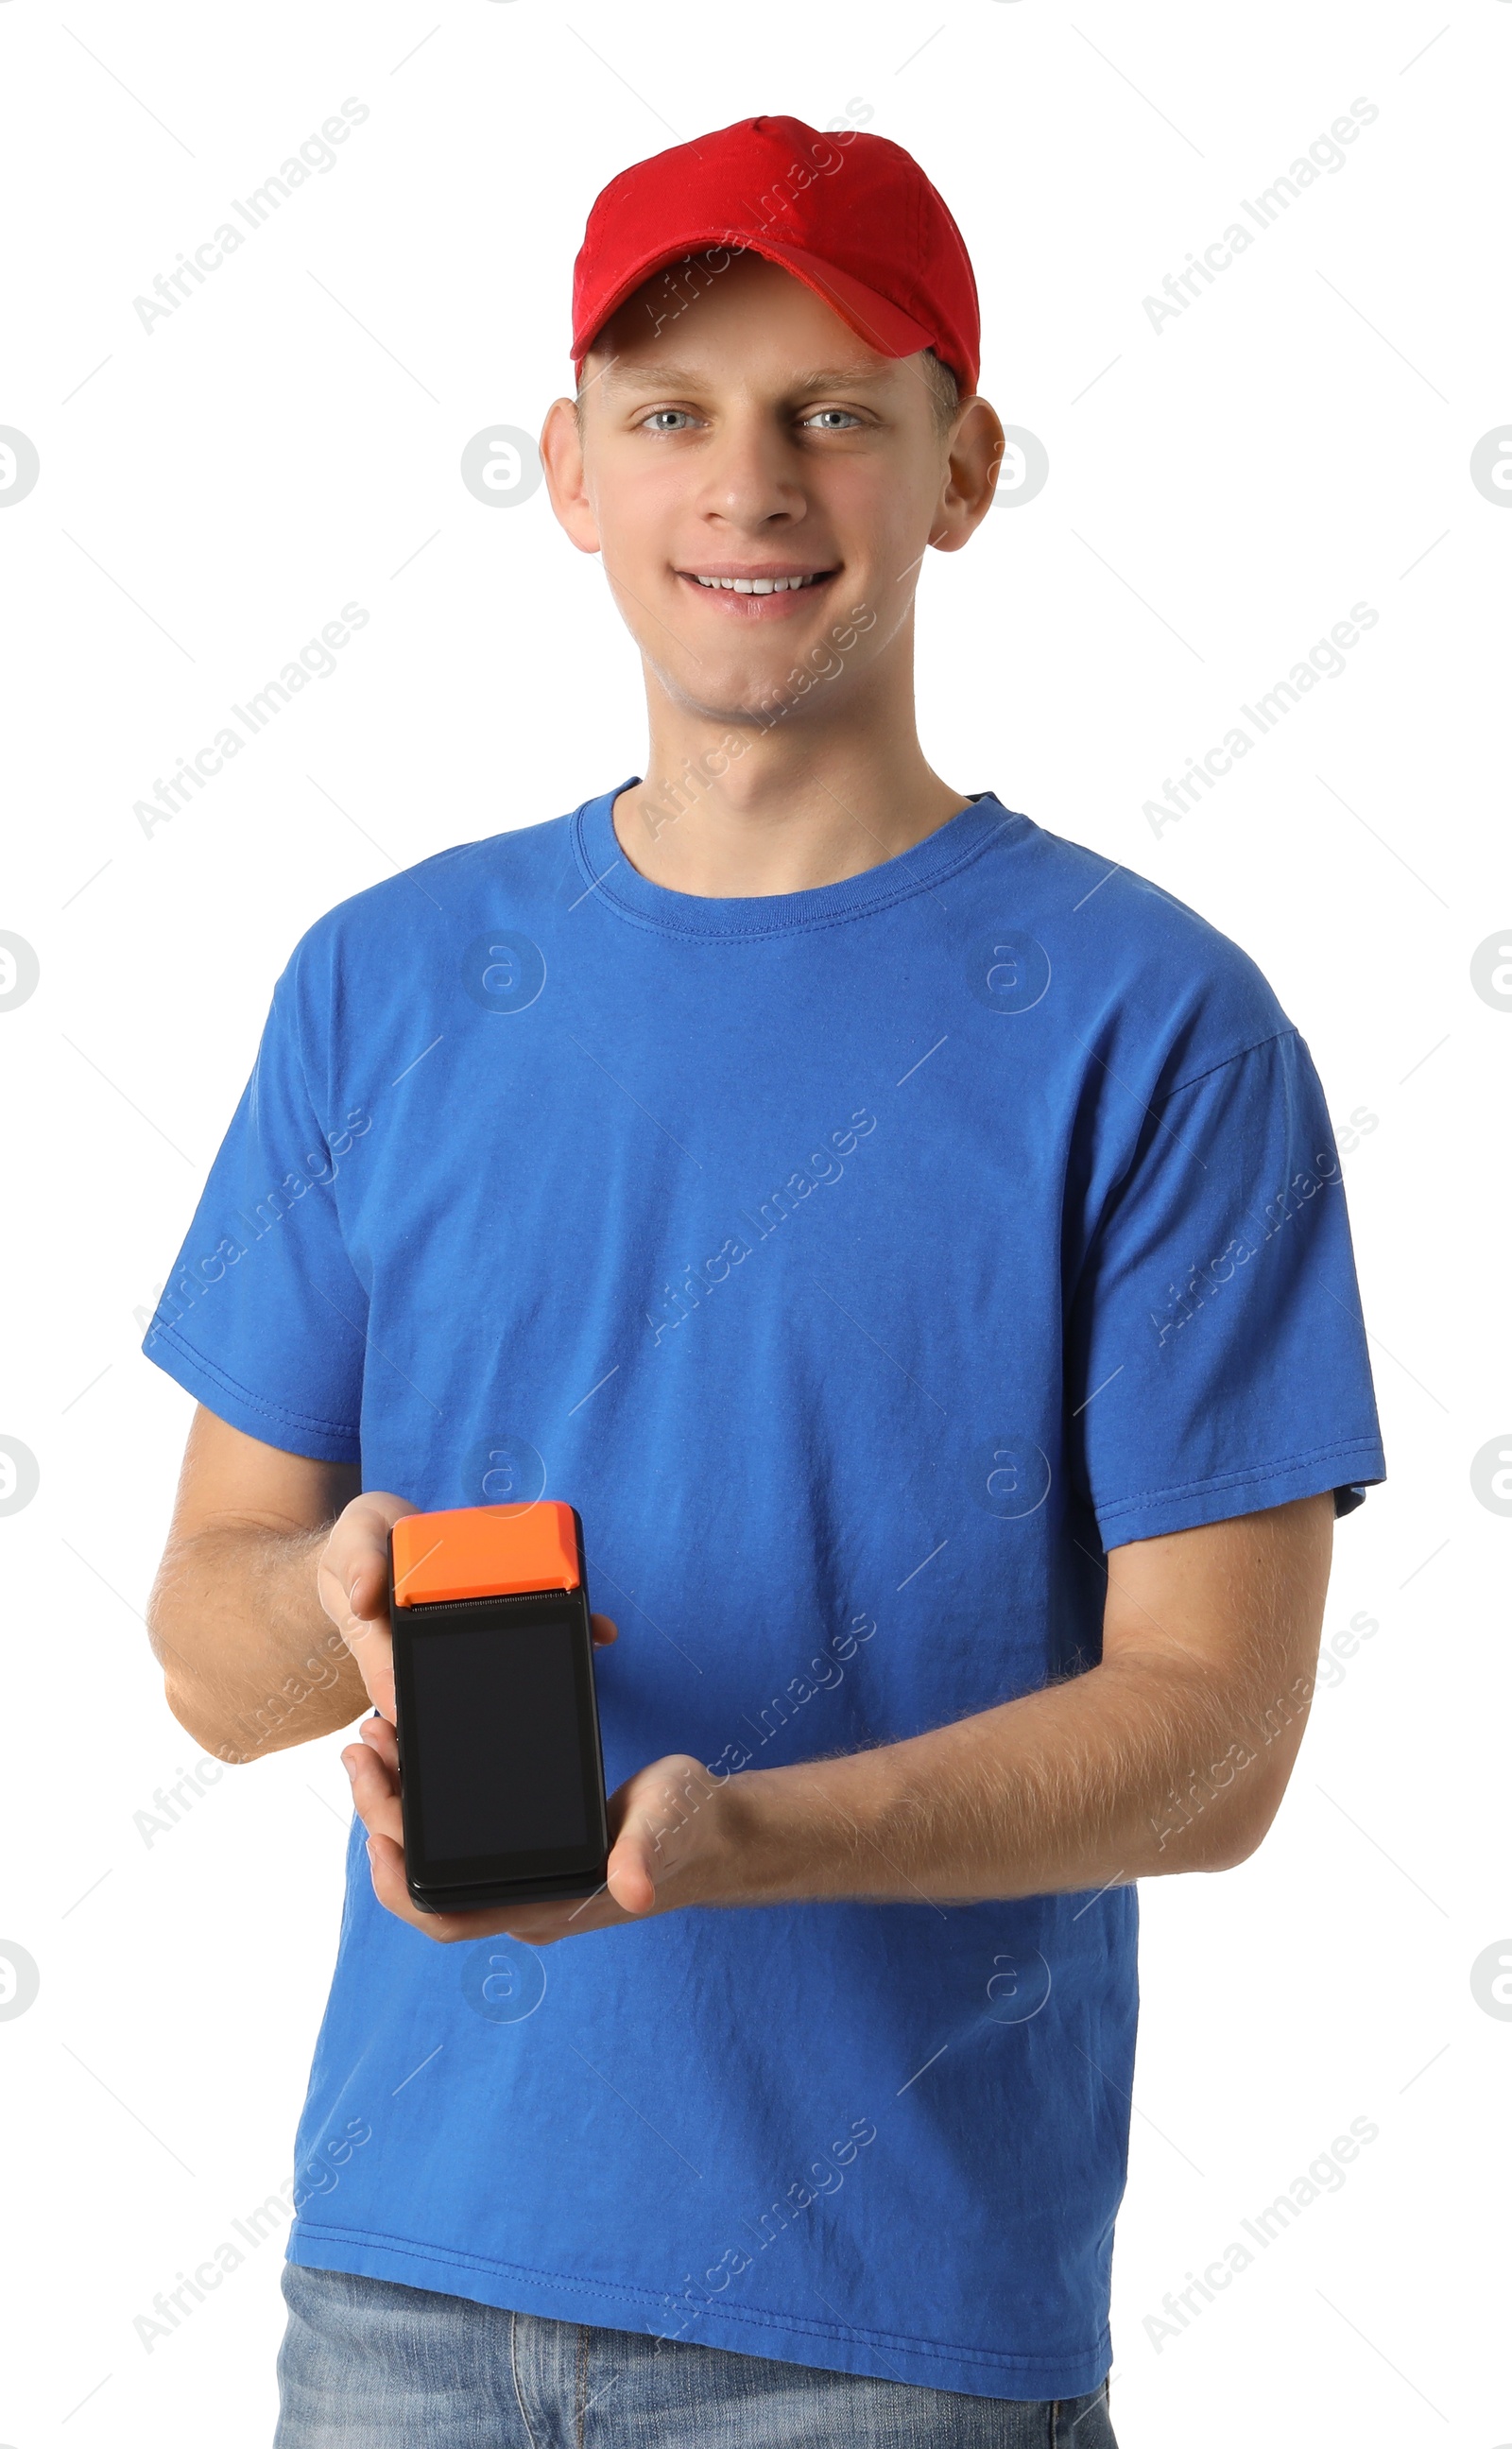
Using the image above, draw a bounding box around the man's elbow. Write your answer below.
[1196,1692,1314,1871]
[1205,1774,1292,1871]
[146,1591,238,1762]
[160,1674,256,1766]
[1205,1820,1266,1873]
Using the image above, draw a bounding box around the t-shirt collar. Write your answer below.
[572,779,1026,940]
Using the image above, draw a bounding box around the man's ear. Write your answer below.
[929,396,1006,555]
[539,396,601,556]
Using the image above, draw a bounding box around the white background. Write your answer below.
[1,0,1507,2440]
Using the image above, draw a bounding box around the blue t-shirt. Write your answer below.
[144,784,1384,2400]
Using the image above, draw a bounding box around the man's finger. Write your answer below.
[345,1742,404,1845]
[347,1558,388,1617]
[365,1832,425,1924]
[358,1714,399,1772]
[605,1824,658,1917]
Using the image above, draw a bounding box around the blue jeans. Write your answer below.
[274,2265,1118,2447]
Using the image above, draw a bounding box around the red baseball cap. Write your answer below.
[571,114,980,393]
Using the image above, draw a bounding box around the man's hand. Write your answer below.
[147,1409,621,1768]
[342,1706,720,1946]
[315,1492,619,1730]
[314,1490,420,1724]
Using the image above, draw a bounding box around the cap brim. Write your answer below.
[573,233,935,370]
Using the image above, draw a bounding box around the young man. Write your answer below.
[143,116,1385,2446]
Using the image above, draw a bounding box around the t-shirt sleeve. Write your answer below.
[1066,1027,1385,1547]
[140,960,369,1463]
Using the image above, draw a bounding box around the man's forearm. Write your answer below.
[702,1648,1306,1906]
[342,1500,1332,1941]
[148,1523,369,1763]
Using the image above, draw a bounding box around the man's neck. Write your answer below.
[610,651,970,900]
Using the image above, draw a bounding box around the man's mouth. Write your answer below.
[676,565,839,615]
[687,570,832,594]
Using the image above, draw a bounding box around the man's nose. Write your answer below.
[694,416,807,528]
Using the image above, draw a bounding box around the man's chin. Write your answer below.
[648,653,841,736]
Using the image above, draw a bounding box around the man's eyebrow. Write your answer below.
[780,364,897,389]
[595,358,895,395]
[595,360,698,392]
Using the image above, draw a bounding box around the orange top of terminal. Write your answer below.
[390,1502,580,1604]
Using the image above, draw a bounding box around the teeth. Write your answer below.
[692,573,821,592]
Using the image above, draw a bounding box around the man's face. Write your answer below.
[543,252,971,729]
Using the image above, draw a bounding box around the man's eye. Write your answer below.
[803,408,862,430]
[642,409,696,432]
